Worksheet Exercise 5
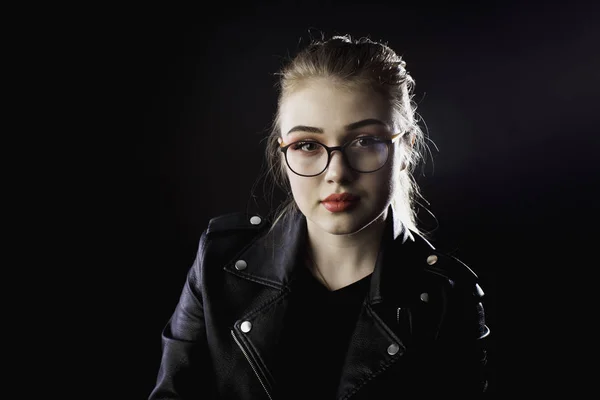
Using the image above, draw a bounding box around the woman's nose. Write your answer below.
[324,150,353,182]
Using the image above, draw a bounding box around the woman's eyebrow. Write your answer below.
[345,118,388,131]
[286,119,388,136]
[286,125,324,135]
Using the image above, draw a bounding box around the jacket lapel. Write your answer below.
[223,211,308,396]
[223,210,308,289]
[335,205,427,398]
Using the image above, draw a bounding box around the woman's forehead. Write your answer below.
[279,80,396,135]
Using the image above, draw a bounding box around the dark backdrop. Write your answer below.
[102,1,599,397]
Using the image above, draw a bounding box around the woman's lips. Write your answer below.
[322,193,359,202]
[321,198,360,212]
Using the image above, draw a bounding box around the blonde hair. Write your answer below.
[257,34,432,237]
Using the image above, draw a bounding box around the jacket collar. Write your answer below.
[224,204,435,303]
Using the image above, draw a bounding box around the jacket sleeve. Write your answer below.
[436,280,491,394]
[149,232,217,400]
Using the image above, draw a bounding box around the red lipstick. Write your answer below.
[321,193,360,212]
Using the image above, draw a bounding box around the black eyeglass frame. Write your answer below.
[279,132,404,177]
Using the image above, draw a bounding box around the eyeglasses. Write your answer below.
[279,132,403,177]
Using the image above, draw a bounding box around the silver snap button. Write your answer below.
[250,216,262,225]
[235,260,247,271]
[426,255,438,265]
[240,321,252,333]
[420,292,429,302]
[387,343,400,355]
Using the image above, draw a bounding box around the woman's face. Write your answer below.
[278,79,405,236]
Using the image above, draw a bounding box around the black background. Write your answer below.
[95,1,599,397]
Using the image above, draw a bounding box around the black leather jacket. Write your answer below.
[149,206,490,399]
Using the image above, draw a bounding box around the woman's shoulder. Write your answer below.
[192,211,271,272]
[196,211,271,254]
[205,211,269,237]
[409,232,484,297]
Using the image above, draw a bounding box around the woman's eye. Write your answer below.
[292,142,320,151]
[355,137,379,146]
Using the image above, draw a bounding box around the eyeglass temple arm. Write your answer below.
[390,132,403,143]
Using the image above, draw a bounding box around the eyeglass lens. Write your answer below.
[286,137,389,176]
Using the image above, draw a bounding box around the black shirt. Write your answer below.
[273,265,372,399]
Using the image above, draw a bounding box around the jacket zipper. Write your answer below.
[231,330,274,400]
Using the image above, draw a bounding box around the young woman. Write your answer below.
[149,34,490,399]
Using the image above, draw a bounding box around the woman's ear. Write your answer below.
[398,139,413,172]
[277,137,283,146]
[400,159,408,172]
[403,131,415,148]
[395,149,407,172]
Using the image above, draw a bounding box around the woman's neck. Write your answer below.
[305,210,388,290]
